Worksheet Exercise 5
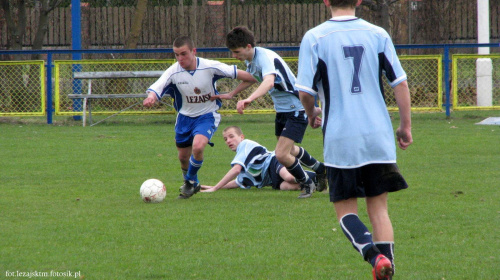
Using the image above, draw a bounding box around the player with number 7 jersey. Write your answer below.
[296,16,408,168]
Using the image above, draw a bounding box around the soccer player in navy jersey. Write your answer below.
[212,26,327,199]
[201,126,317,192]
[296,1,413,279]
[143,36,256,199]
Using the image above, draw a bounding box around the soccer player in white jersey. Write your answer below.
[143,36,256,199]
[201,126,317,192]
[212,26,327,199]
[296,1,412,279]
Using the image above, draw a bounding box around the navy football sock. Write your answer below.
[296,147,325,174]
[286,158,309,183]
[375,242,395,273]
[340,214,379,265]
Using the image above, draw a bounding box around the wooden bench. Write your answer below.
[68,71,165,126]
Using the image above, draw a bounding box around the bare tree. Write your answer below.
[32,0,63,53]
[124,0,148,52]
[0,0,26,50]
[0,0,62,57]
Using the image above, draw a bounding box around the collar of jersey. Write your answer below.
[246,47,258,65]
[329,15,358,22]
[184,57,199,75]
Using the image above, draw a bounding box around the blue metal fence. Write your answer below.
[0,43,499,124]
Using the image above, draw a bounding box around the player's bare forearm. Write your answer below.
[236,69,258,83]
[236,75,274,114]
[201,165,241,192]
[393,81,413,149]
[225,81,255,100]
[248,76,274,102]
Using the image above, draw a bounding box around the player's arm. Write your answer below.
[236,74,275,114]
[299,91,321,129]
[201,164,243,192]
[393,80,413,150]
[211,70,256,101]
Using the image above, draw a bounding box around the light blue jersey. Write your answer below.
[231,139,274,189]
[246,47,304,112]
[296,16,407,168]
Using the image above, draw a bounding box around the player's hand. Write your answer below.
[210,94,232,101]
[200,187,217,193]
[236,99,251,114]
[143,96,156,107]
[396,127,413,150]
[308,107,322,129]
[313,116,322,128]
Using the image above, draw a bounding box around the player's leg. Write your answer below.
[329,167,391,279]
[177,145,191,178]
[174,114,198,198]
[186,112,219,182]
[367,195,395,274]
[185,134,209,183]
[364,164,408,275]
[291,145,327,191]
[177,112,219,199]
[366,193,393,243]
[275,136,315,198]
[177,136,207,198]
[277,163,316,191]
[274,111,315,198]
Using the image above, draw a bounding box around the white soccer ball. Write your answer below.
[140,179,166,203]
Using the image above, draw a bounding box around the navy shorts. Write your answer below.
[327,163,408,202]
[275,111,308,143]
[268,156,285,190]
[175,112,220,148]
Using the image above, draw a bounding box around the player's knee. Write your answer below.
[274,150,286,162]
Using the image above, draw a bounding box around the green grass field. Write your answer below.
[1,111,499,280]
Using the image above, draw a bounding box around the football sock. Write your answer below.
[306,171,316,182]
[375,242,395,274]
[286,158,309,183]
[296,147,325,174]
[296,171,316,183]
[339,213,380,266]
[186,155,203,183]
[182,168,188,180]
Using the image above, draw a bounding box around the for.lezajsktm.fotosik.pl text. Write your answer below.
[5,270,82,278]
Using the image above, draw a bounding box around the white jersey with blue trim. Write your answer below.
[147,57,237,117]
[296,16,407,168]
[231,139,274,189]
[246,47,303,112]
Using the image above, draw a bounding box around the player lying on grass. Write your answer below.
[201,126,318,193]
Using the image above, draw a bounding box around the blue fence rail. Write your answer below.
[0,43,499,124]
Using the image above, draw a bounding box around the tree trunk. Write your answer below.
[380,0,391,34]
[124,0,148,52]
[0,0,27,51]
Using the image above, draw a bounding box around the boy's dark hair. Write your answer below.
[173,36,195,50]
[226,26,256,49]
[328,0,358,8]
